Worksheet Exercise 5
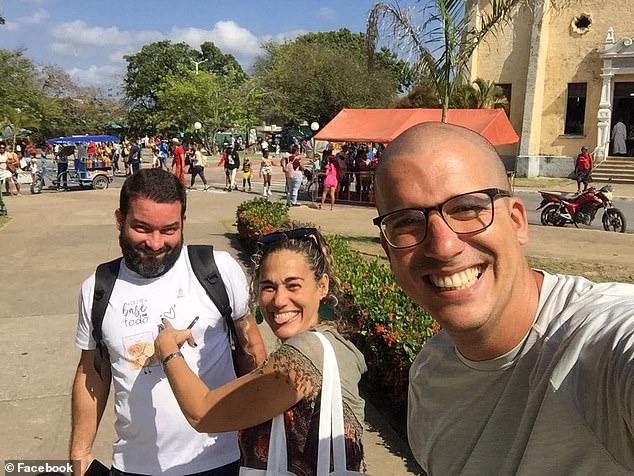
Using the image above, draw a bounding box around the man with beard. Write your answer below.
[373,123,634,475]
[70,169,266,476]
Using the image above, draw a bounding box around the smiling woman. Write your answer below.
[154,227,367,475]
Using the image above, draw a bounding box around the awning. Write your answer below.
[314,108,519,146]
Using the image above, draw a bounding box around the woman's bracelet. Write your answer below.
[162,350,183,369]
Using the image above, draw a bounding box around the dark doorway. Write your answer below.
[612,82,634,156]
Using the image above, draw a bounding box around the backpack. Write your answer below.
[90,245,244,378]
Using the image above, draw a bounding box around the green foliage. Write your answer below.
[368,0,523,120]
[124,41,198,109]
[395,77,509,111]
[252,34,400,125]
[295,28,413,92]
[328,235,437,406]
[155,71,260,149]
[235,199,290,252]
[124,40,250,133]
[200,41,247,82]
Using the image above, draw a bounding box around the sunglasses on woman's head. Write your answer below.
[257,227,319,248]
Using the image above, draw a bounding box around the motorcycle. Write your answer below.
[537,185,627,232]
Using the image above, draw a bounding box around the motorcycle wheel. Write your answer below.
[30,179,43,194]
[602,209,627,233]
[540,204,566,227]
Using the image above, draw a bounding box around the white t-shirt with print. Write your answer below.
[76,247,249,475]
[408,272,634,475]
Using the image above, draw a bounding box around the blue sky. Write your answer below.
[0,0,377,90]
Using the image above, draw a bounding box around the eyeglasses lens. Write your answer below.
[382,192,495,248]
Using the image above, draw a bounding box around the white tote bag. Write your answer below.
[240,332,365,476]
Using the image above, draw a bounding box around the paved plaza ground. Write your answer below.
[1,163,633,475]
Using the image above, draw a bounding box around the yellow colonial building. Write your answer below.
[470,0,634,178]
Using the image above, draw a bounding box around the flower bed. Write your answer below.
[235,199,438,411]
[327,235,438,409]
[235,198,290,253]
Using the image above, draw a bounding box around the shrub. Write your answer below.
[328,235,438,408]
[236,198,290,252]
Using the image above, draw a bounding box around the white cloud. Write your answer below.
[51,20,162,49]
[168,21,262,62]
[67,64,123,88]
[4,7,49,30]
[45,19,309,89]
[318,7,337,21]
[262,29,307,43]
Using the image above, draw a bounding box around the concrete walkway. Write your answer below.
[1,166,633,475]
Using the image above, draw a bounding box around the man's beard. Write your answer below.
[119,231,183,278]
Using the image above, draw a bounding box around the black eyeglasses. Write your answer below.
[257,227,319,248]
[373,188,511,249]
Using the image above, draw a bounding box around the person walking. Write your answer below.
[241,157,252,192]
[259,150,273,197]
[189,144,208,190]
[128,140,142,174]
[320,155,338,211]
[224,145,240,192]
[70,169,266,476]
[171,138,186,186]
[286,145,303,206]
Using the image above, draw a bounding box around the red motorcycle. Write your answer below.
[537,185,627,232]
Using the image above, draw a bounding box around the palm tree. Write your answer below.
[367,0,524,121]
[452,77,509,110]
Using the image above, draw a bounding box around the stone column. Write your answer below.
[596,28,616,163]
[517,0,550,177]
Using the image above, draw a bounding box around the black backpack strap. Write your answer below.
[188,246,245,360]
[91,257,122,378]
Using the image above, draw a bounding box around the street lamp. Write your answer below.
[192,59,208,74]
[194,121,202,131]
[310,122,320,159]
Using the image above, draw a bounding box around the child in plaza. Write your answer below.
[242,157,252,192]
[320,154,338,211]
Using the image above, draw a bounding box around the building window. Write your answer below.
[564,83,587,135]
[497,83,512,116]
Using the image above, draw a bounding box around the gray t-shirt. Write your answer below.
[408,272,634,475]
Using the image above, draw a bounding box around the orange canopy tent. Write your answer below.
[314,108,519,146]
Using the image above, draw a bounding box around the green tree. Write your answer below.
[296,28,413,92]
[123,41,198,124]
[252,36,399,125]
[368,0,524,121]
[199,41,247,82]
[395,77,508,112]
[155,71,258,150]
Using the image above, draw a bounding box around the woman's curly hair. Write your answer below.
[249,227,350,335]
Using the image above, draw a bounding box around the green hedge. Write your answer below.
[235,199,438,408]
